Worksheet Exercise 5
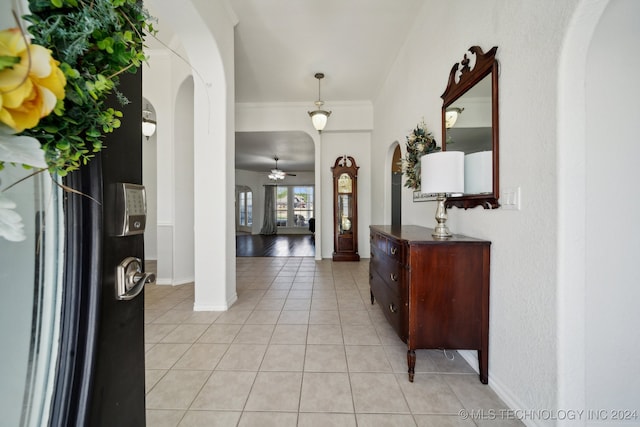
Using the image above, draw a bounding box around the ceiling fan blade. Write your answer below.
[286,172,297,176]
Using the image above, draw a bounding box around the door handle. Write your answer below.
[116,257,155,300]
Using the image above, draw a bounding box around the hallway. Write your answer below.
[236,234,315,257]
[144,257,521,426]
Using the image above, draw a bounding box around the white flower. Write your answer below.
[0,124,47,168]
[0,192,25,242]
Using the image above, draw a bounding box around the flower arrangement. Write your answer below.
[1,0,155,175]
[0,0,154,242]
[399,119,440,190]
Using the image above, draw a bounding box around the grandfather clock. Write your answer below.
[332,155,360,261]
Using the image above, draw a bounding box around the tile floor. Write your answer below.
[144,257,523,427]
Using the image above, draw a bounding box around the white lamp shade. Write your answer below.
[464,151,492,194]
[309,110,330,131]
[420,151,465,195]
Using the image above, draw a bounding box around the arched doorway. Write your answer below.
[557,0,640,419]
[391,143,402,226]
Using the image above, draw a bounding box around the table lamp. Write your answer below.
[421,151,465,238]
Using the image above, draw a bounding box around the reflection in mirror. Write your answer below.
[442,46,499,209]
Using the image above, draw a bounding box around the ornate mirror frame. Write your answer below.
[442,46,499,209]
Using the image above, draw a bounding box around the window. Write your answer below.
[293,186,313,228]
[275,185,314,228]
[276,187,288,226]
[237,187,252,229]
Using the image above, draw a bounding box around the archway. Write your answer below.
[391,143,402,226]
[557,0,640,419]
[146,0,237,309]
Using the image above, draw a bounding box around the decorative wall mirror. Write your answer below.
[441,46,499,209]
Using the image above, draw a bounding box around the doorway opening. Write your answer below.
[391,144,402,227]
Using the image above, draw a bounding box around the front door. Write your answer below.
[86,70,147,426]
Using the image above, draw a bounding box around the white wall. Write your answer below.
[173,76,195,284]
[141,99,158,260]
[146,0,237,309]
[584,0,640,417]
[558,1,640,424]
[372,0,580,422]
[143,50,173,281]
[142,42,194,285]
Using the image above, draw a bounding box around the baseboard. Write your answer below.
[192,303,228,311]
[458,349,479,373]
[192,293,238,312]
[173,276,195,286]
[458,350,544,427]
[226,292,238,308]
[154,276,194,286]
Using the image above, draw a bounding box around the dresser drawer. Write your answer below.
[370,269,406,341]
[386,238,404,261]
[370,247,403,291]
[370,231,388,253]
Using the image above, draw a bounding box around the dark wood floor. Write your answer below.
[235,234,316,257]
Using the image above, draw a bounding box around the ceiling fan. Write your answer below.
[268,156,296,180]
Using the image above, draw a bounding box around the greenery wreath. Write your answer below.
[399,119,440,190]
[0,0,155,176]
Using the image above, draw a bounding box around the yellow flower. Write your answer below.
[0,28,66,132]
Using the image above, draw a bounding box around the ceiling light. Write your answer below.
[445,107,464,128]
[142,108,157,140]
[308,72,331,132]
[268,157,286,180]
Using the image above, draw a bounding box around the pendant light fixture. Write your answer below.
[142,106,157,140]
[308,72,331,132]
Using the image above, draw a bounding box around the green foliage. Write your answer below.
[20,0,155,175]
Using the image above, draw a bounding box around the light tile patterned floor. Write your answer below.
[144,257,523,427]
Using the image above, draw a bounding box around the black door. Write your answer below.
[51,69,147,427]
[391,171,402,226]
[87,69,146,426]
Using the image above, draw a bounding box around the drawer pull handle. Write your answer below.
[391,247,398,255]
[389,303,398,313]
[390,273,398,282]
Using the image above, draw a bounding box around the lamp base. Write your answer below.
[432,193,452,239]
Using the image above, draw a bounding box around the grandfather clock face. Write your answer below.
[338,173,352,193]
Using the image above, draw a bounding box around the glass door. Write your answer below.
[0,167,64,427]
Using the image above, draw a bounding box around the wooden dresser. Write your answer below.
[369,225,490,383]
